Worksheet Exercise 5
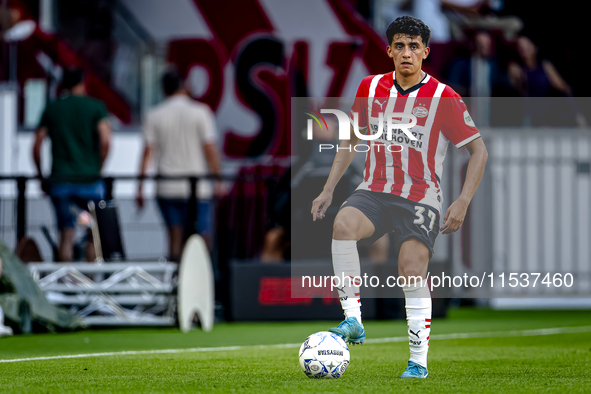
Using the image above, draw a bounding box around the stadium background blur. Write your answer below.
[1,0,590,325]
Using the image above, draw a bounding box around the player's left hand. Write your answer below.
[441,199,469,234]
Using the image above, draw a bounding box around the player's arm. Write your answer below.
[32,127,47,178]
[311,124,361,221]
[203,143,221,175]
[203,142,226,198]
[135,141,154,209]
[97,119,111,166]
[441,137,488,234]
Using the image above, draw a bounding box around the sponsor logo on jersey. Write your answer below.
[374,99,386,109]
[412,105,429,118]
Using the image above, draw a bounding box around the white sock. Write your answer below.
[402,281,431,368]
[332,239,362,324]
[0,306,4,326]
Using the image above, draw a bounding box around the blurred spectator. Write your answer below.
[447,30,512,98]
[441,0,522,40]
[374,0,452,43]
[136,68,224,262]
[32,67,112,262]
[509,36,587,127]
[0,257,14,337]
[374,0,521,43]
[0,0,59,126]
[510,36,573,97]
[0,0,37,81]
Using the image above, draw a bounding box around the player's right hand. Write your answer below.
[311,190,333,221]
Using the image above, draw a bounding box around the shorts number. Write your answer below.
[413,206,436,230]
[413,206,426,225]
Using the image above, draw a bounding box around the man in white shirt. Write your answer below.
[136,68,223,261]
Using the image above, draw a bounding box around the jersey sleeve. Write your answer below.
[349,77,370,130]
[441,92,481,149]
[97,102,108,121]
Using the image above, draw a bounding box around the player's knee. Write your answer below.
[333,216,358,240]
[398,258,424,280]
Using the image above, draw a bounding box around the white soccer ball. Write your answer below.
[298,331,350,379]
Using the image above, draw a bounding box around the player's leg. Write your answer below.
[49,184,77,262]
[157,198,185,262]
[168,225,184,262]
[332,205,375,317]
[368,233,390,263]
[76,181,105,262]
[196,199,214,251]
[86,228,96,262]
[58,228,75,262]
[329,206,376,344]
[398,238,431,378]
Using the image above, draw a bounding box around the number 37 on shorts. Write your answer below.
[413,206,437,235]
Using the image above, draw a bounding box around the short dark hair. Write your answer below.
[386,16,431,47]
[61,67,85,90]
[162,68,183,96]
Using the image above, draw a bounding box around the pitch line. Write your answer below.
[1,325,590,364]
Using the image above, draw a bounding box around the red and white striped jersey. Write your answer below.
[349,71,480,214]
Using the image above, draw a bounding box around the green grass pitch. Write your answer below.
[1,308,590,393]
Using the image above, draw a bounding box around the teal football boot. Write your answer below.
[399,361,429,378]
[329,317,365,345]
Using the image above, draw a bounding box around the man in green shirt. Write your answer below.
[32,67,112,262]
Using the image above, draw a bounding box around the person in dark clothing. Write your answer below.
[508,36,587,127]
[32,67,112,262]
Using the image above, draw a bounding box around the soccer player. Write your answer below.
[311,16,488,378]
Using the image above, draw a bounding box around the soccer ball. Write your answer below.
[298,331,350,379]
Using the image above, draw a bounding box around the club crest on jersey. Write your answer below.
[412,105,429,118]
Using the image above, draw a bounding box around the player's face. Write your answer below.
[387,34,429,77]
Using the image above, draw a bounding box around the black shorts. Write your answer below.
[339,189,440,259]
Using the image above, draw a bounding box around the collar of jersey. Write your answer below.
[392,71,429,96]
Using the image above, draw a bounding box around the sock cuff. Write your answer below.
[332,239,357,254]
[401,281,430,296]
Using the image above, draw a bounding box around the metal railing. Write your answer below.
[0,172,286,262]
